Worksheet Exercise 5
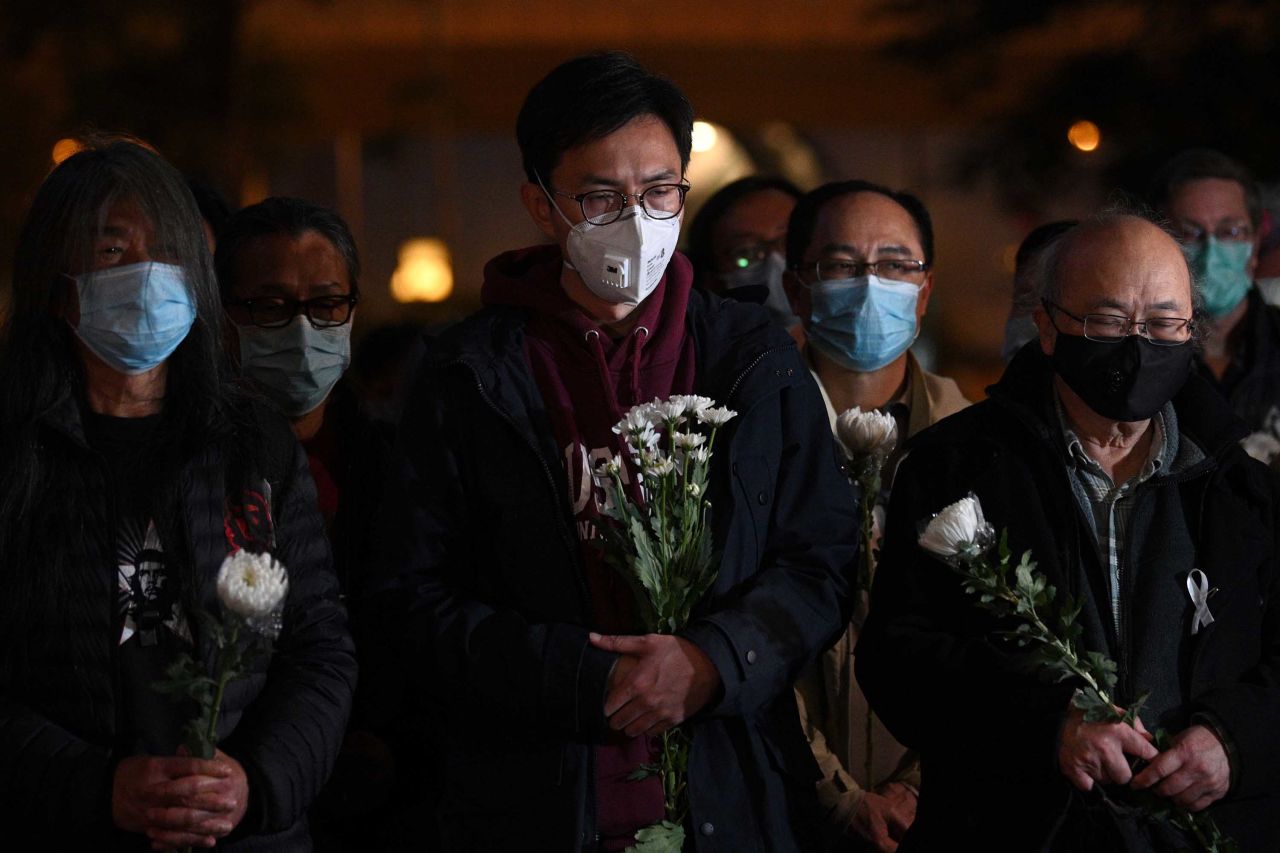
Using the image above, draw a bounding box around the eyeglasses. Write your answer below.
[725,236,786,270]
[802,258,929,281]
[227,295,358,329]
[1172,222,1253,245]
[552,183,690,226]
[1043,300,1194,346]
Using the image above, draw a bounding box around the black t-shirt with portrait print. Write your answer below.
[83,410,193,757]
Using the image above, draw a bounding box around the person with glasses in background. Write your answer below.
[1150,149,1280,437]
[686,175,805,343]
[217,198,410,850]
[859,209,1280,850]
[380,51,858,851]
[779,179,968,851]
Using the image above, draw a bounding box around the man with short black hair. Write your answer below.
[386,51,857,851]
[1151,149,1280,441]
[783,180,968,850]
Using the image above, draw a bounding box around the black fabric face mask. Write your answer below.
[1050,333,1193,422]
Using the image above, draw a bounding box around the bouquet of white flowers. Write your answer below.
[155,550,289,761]
[918,495,1235,852]
[594,394,735,853]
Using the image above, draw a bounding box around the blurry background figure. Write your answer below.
[1254,183,1280,306]
[1002,220,1078,362]
[216,196,416,851]
[185,176,234,251]
[687,175,804,343]
[349,320,430,428]
[1151,149,1280,435]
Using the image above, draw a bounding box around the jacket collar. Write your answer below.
[992,341,1248,461]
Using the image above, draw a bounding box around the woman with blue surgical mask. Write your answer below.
[0,138,354,850]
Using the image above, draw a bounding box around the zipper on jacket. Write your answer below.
[725,345,791,403]
[456,362,596,622]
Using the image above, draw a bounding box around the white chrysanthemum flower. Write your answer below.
[645,456,676,477]
[613,406,655,437]
[672,432,706,450]
[1241,431,1280,465]
[686,482,702,498]
[689,447,710,465]
[652,397,687,423]
[216,550,289,633]
[677,395,714,416]
[593,457,622,482]
[627,425,661,454]
[697,406,737,427]
[918,495,993,560]
[835,407,899,458]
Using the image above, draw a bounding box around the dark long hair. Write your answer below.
[0,139,249,659]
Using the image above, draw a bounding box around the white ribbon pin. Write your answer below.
[1186,569,1215,635]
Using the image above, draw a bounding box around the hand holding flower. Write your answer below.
[1131,725,1231,812]
[112,753,237,848]
[1058,703,1158,791]
[592,632,721,738]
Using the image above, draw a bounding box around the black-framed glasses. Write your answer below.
[1043,300,1194,346]
[1172,221,1253,245]
[802,258,929,282]
[227,295,358,329]
[553,183,690,226]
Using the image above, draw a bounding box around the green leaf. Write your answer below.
[627,821,686,853]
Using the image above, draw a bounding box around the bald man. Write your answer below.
[857,212,1280,850]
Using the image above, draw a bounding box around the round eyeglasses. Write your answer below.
[1172,222,1253,245]
[552,183,690,226]
[226,295,358,329]
[1043,300,1194,346]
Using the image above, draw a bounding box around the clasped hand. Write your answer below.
[590,632,722,738]
[112,749,249,850]
[1058,704,1230,812]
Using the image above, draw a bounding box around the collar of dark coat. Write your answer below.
[426,288,803,435]
[989,341,1248,464]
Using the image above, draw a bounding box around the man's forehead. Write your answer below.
[1060,220,1192,306]
[812,192,922,253]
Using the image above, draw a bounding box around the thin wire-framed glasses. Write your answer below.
[553,183,690,226]
[227,295,358,329]
[803,258,929,282]
[1043,300,1194,346]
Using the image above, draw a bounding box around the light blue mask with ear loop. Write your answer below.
[237,315,352,417]
[807,275,921,372]
[1182,236,1253,318]
[71,261,197,374]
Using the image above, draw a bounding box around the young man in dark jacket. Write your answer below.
[385,52,858,851]
[858,212,1280,850]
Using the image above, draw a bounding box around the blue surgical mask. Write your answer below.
[807,275,920,372]
[721,252,800,327]
[72,261,197,374]
[237,315,352,417]
[1183,236,1253,318]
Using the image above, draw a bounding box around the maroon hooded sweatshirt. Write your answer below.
[481,243,696,849]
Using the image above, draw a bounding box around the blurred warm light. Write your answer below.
[391,237,453,303]
[1000,243,1019,274]
[51,138,84,165]
[1067,120,1101,153]
[691,121,720,154]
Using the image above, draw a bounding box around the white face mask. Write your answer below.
[721,252,800,328]
[1255,276,1280,307]
[542,183,681,306]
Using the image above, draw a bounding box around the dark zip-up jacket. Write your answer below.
[857,344,1280,851]
[387,287,859,851]
[1194,287,1280,435]
[0,396,357,851]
